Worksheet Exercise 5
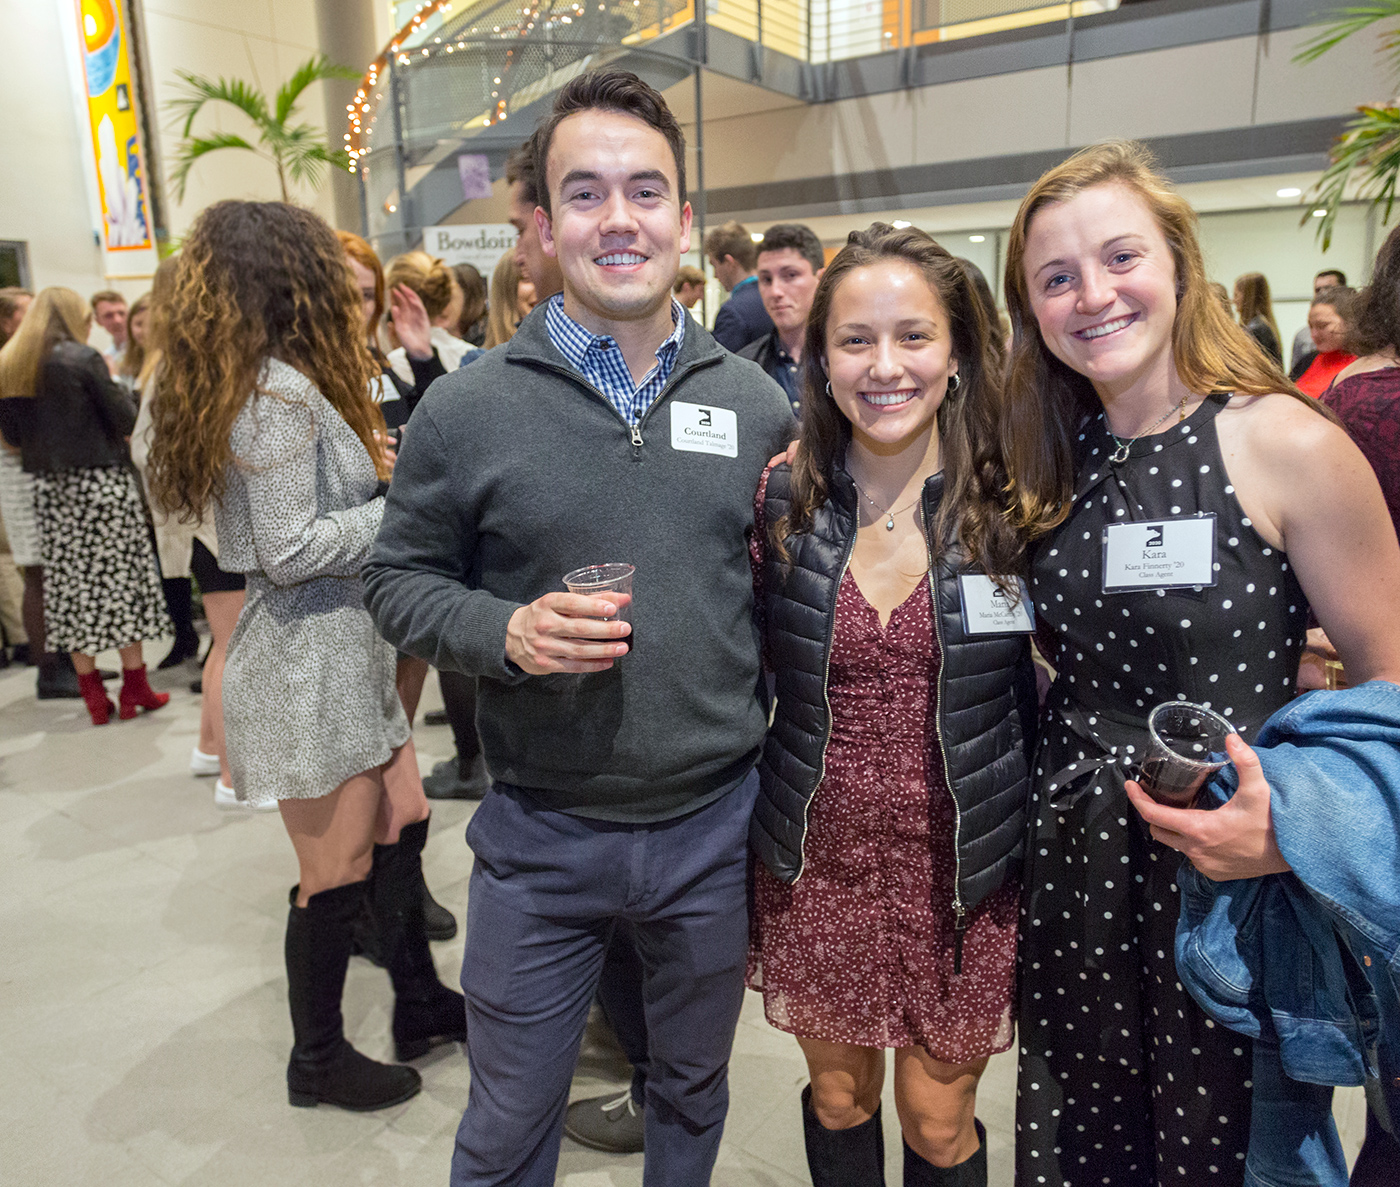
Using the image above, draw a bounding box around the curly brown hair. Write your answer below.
[1350,224,1400,355]
[776,223,1022,583]
[146,201,384,520]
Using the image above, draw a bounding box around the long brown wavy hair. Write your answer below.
[147,201,385,520]
[1233,271,1280,345]
[776,223,1022,581]
[1001,141,1327,547]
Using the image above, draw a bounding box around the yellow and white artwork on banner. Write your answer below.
[74,0,153,257]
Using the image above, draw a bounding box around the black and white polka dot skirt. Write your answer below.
[34,465,171,655]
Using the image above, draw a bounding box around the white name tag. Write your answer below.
[369,374,400,405]
[670,402,737,458]
[959,575,1036,634]
[1101,514,1217,592]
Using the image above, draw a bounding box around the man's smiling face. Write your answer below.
[537,109,691,332]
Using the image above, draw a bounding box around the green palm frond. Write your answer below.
[1304,104,1400,248]
[168,72,270,138]
[1294,2,1400,72]
[275,54,361,126]
[285,143,352,189]
[165,55,357,203]
[168,132,262,201]
[1295,3,1400,244]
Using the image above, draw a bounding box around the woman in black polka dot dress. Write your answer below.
[998,143,1400,1186]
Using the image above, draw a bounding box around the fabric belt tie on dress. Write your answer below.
[1035,699,1154,1067]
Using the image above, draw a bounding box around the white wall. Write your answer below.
[141,0,334,238]
[0,2,108,296]
[1196,205,1373,363]
[0,0,338,335]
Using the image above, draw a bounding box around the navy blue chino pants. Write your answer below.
[449,771,757,1187]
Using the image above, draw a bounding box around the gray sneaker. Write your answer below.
[563,1090,645,1154]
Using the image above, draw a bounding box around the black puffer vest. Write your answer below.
[751,463,1038,925]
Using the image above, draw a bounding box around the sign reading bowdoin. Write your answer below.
[421,225,518,273]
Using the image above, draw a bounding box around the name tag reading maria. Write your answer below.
[959,575,1036,634]
[1101,514,1217,592]
[670,402,738,458]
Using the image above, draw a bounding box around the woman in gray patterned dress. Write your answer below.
[147,201,465,1113]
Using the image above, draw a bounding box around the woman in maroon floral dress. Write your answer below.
[749,224,1037,1186]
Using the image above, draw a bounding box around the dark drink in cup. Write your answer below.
[563,564,634,654]
[1139,701,1235,809]
[1137,756,1212,809]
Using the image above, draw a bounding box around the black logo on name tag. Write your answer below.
[1144,525,1164,549]
[698,408,713,426]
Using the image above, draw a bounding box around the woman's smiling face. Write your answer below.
[823,258,957,454]
[1022,182,1179,395]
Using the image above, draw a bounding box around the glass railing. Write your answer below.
[350,0,1119,242]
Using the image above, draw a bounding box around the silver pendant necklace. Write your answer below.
[851,478,922,531]
[1107,396,1189,465]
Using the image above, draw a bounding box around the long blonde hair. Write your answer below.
[485,250,525,348]
[0,287,90,399]
[1001,140,1325,545]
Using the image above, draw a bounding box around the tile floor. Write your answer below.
[0,640,1369,1185]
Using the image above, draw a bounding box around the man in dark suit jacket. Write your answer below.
[705,220,773,352]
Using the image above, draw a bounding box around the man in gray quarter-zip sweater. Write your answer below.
[364,71,792,1187]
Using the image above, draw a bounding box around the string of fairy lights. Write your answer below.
[344,0,660,182]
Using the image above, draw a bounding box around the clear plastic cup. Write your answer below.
[1138,701,1237,809]
[563,563,634,653]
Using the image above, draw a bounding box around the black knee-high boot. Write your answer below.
[803,1084,886,1187]
[157,577,200,669]
[370,817,468,1061]
[284,881,421,1110]
[902,1118,986,1186]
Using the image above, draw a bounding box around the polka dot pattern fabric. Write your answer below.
[1015,394,1308,1186]
[33,464,171,654]
[749,570,1019,1065]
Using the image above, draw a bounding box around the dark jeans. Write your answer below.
[597,919,648,1105]
[450,772,756,1187]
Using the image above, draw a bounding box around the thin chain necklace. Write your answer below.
[850,477,924,531]
[1106,395,1189,465]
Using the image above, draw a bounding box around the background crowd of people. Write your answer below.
[1,65,1398,1187]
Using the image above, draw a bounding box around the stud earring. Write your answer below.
[947,372,961,393]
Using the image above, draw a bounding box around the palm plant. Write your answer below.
[1296,3,1400,247]
[166,54,361,203]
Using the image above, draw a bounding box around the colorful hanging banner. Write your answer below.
[74,0,152,253]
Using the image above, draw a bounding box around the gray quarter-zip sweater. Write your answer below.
[364,303,794,822]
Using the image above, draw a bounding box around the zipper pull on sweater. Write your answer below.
[630,422,643,456]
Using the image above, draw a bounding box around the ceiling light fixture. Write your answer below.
[1276,187,1302,198]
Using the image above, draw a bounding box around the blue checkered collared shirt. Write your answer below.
[544,293,687,427]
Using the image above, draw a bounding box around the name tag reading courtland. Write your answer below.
[670,402,738,458]
[1101,514,1217,592]
[959,575,1036,634]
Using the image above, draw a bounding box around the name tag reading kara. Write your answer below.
[1101,514,1217,592]
[959,575,1036,634]
[670,402,738,458]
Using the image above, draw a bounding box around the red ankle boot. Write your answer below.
[77,670,114,726]
[119,664,170,720]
